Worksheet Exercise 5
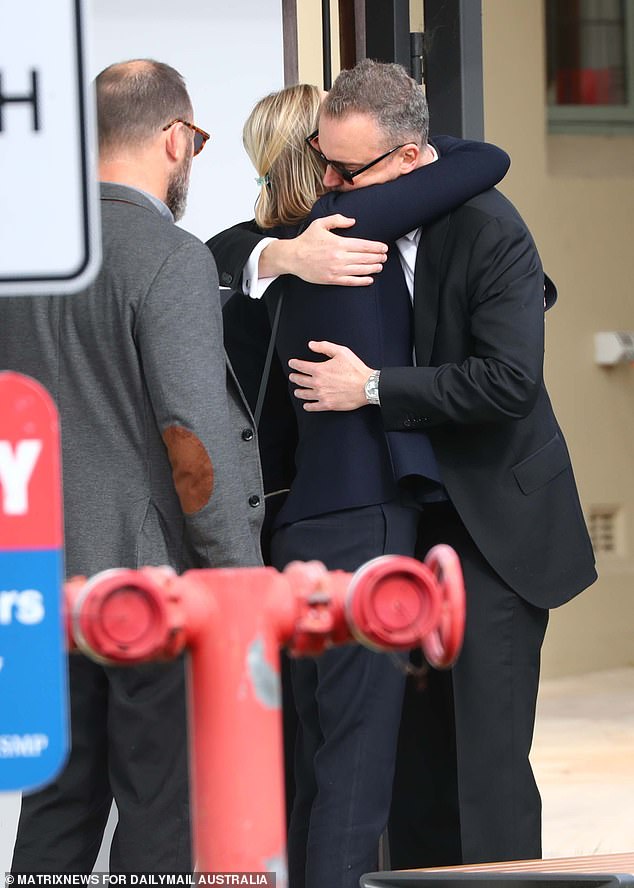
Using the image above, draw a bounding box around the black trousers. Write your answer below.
[12,654,191,873]
[271,502,419,888]
[389,501,549,867]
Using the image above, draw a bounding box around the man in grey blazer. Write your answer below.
[2,59,263,873]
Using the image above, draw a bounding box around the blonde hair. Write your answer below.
[242,84,324,229]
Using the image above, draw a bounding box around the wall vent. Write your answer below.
[587,506,621,556]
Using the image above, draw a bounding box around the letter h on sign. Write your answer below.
[0,70,40,132]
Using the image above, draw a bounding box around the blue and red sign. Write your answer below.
[0,372,68,791]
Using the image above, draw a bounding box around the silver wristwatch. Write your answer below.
[364,369,381,405]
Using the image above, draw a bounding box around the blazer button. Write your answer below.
[241,428,254,441]
[248,494,261,508]
[220,272,233,286]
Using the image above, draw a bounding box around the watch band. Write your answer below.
[364,369,381,406]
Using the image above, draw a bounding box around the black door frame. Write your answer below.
[285,0,484,140]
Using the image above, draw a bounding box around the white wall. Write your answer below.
[88,0,285,242]
[0,0,284,872]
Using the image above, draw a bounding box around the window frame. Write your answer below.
[547,2,634,134]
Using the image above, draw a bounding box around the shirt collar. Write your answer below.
[105,182,174,222]
[134,186,174,222]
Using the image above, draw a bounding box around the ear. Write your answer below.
[164,121,188,163]
[397,143,421,175]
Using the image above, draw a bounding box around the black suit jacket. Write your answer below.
[379,188,596,608]
[221,290,297,497]
[209,142,589,606]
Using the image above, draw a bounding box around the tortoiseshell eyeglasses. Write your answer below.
[163,119,210,156]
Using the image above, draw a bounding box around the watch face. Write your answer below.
[365,373,380,403]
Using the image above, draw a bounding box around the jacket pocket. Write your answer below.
[512,433,569,495]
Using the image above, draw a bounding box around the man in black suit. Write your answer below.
[283,59,597,866]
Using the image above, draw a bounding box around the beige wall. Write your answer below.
[482,0,634,677]
[297,0,634,677]
[297,0,339,86]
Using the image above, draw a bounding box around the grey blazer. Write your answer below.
[0,183,263,576]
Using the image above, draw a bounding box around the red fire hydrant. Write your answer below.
[64,549,465,880]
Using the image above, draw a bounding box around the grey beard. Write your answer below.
[166,156,191,222]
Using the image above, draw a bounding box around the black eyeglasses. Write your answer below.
[305,130,406,184]
[162,119,210,156]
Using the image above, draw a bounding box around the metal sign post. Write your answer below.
[0,372,68,792]
[0,0,100,296]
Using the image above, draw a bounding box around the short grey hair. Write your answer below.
[322,58,429,147]
[96,59,193,155]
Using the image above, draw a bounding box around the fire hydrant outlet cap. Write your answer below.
[76,571,171,661]
[347,555,441,648]
[363,575,423,631]
[99,588,157,642]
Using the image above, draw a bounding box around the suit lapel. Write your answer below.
[413,213,451,366]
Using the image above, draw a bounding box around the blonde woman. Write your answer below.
[209,81,509,888]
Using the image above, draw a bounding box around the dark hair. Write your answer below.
[96,59,192,154]
[322,58,429,147]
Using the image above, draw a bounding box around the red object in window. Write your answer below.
[556,67,617,105]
